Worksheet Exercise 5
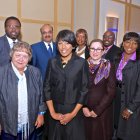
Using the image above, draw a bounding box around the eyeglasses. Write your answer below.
[90,48,103,53]
[103,35,114,39]
[14,54,29,60]
[6,25,21,29]
[41,31,53,35]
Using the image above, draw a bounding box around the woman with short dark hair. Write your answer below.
[44,29,89,140]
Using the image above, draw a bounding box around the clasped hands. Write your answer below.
[121,108,132,120]
[51,111,75,125]
[83,107,97,118]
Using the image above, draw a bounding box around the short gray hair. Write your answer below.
[10,41,32,62]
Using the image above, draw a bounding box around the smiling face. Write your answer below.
[103,31,115,47]
[5,19,21,40]
[12,50,29,73]
[57,40,73,61]
[123,39,138,55]
[76,33,86,47]
[89,41,104,63]
[40,24,53,43]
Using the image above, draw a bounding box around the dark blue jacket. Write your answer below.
[0,35,11,66]
[31,41,57,81]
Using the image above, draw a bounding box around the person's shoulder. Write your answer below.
[112,44,120,51]
[27,64,42,75]
[73,54,88,65]
[0,63,11,73]
[52,42,56,46]
[0,35,6,41]
[31,41,43,48]
[28,64,39,71]
[51,55,59,62]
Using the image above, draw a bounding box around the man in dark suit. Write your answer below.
[0,16,21,140]
[31,24,57,81]
[0,16,21,66]
[103,31,120,140]
[31,24,57,140]
[103,30,120,63]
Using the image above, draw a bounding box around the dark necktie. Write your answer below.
[12,41,16,48]
[48,44,53,55]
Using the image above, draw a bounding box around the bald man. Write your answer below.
[31,24,57,81]
[31,24,57,140]
[103,30,120,63]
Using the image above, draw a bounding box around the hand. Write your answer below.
[90,110,97,118]
[83,107,91,117]
[51,111,64,121]
[60,113,74,125]
[122,108,131,120]
[35,115,44,128]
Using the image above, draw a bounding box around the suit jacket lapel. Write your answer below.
[4,35,11,52]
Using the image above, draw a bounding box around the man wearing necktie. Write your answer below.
[31,24,57,140]
[0,16,21,67]
[48,43,53,55]
[31,24,57,81]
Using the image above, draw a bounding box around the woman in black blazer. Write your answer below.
[114,32,140,140]
[44,29,89,140]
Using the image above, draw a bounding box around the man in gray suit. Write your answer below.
[0,16,21,140]
[0,16,21,66]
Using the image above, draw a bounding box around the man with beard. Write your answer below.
[103,30,120,63]
[0,16,21,66]
[31,24,57,140]
[31,24,57,81]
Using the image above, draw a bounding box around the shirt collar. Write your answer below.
[11,62,27,78]
[105,44,113,50]
[122,52,136,61]
[6,35,18,45]
[44,41,53,50]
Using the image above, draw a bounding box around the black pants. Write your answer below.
[1,130,36,140]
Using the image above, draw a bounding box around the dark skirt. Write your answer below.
[48,103,86,140]
[84,106,113,140]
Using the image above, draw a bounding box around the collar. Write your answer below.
[6,35,18,45]
[105,44,113,50]
[122,52,136,61]
[11,62,27,78]
[76,46,86,53]
[44,41,53,50]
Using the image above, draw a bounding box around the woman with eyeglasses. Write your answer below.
[83,39,116,140]
[0,41,46,140]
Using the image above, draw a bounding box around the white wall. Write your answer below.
[99,0,125,46]
[74,0,126,46]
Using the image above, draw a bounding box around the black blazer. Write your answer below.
[104,44,120,63]
[43,54,89,105]
[116,60,140,139]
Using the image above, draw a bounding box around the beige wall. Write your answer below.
[74,0,95,43]
[75,0,140,45]
[0,0,140,46]
[0,0,74,44]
